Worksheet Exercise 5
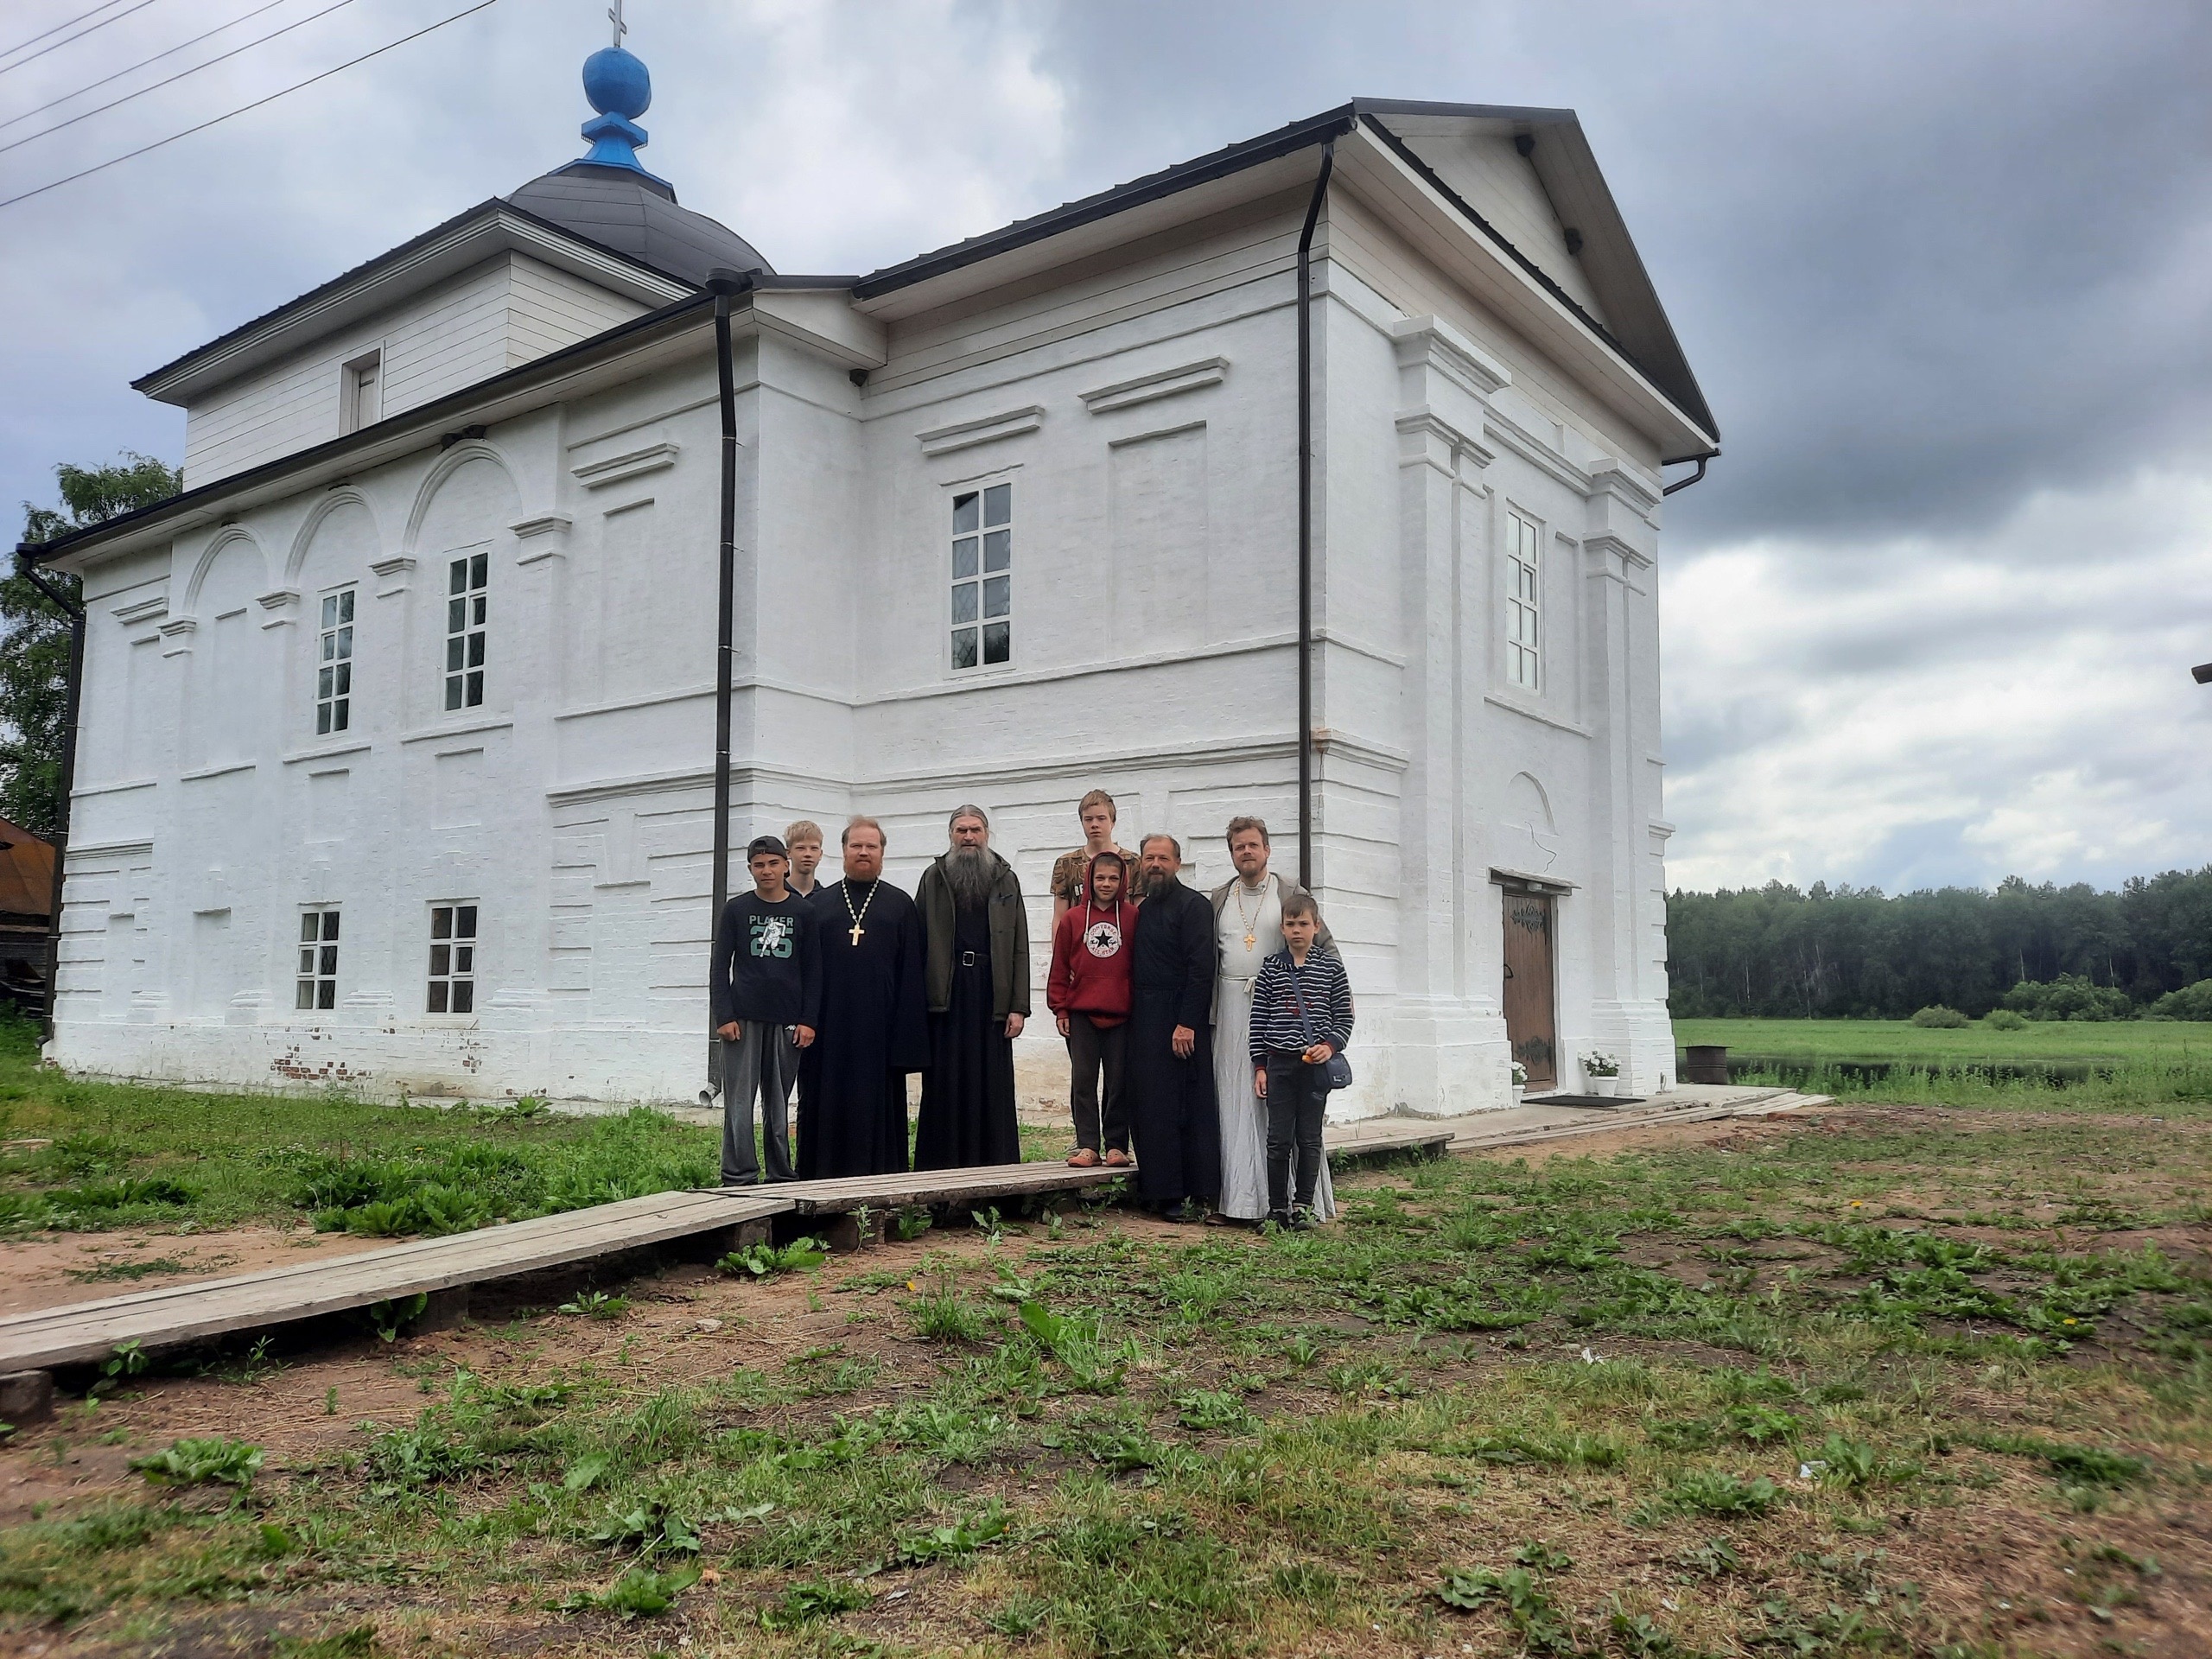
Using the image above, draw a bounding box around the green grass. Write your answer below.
[6,1076,2210,1653]
[0,1012,721,1235]
[1676,1014,2212,1109]
[1676,1015,2212,1064]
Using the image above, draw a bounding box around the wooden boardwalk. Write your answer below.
[0,1161,1134,1376]
[0,1117,1541,1381]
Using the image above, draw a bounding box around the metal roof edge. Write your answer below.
[852,104,1360,300]
[29,289,727,569]
[132,197,715,401]
[1353,111,1718,451]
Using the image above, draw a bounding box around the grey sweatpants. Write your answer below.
[720,1020,796,1184]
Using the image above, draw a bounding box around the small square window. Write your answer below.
[950,484,1011,672]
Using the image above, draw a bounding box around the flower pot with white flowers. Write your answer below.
[1510,1059,1527,1105]
[1582,1052,1620,1096]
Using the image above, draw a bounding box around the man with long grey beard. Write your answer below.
[914,804,1031,1168]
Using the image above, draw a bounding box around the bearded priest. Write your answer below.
[796,817,931,1179]
[913,805,1031,1168]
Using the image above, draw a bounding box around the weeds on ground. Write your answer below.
[5,1090,2211,1653]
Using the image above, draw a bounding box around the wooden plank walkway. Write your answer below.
[1326,1124,1454,1160]
[0,1160,1133,1376]
[779,1162,1128,1217]
[0,1189,788,1375]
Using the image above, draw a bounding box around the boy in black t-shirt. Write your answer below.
[710,836,821,1184]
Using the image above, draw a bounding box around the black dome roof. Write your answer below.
[504,162,772,287]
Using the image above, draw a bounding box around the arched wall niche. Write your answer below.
[184,529,269,766]
[287,490,381,588]
[404,443,521,561]
[1503,771,1557,836]
[181,526,269,618]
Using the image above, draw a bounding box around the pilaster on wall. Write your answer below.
[1388,315,1515,1115]
[1578,460,1673,1093]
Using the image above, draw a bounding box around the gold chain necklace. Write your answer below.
[842,880,878,947]
[1231,875,1268,952]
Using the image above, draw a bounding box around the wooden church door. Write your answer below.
[1502,890,1558,1088]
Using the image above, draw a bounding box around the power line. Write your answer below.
[0,0,360,156]
[0,0,135,62]
[0,0,165,79]
[0,0,500,212]
[1,0,296,134]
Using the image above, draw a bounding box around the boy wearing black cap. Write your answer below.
[710,835,820,1184]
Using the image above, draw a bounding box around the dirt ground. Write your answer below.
[5,1106,2209,1656]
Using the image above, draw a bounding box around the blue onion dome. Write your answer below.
[503,36,772,284]
[582,46,651,119]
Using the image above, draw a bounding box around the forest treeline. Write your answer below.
[1665,868,2212,1019]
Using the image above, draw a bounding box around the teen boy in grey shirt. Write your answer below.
[710,836,820,1184]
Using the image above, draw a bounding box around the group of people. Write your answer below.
[707,792,1354,1229]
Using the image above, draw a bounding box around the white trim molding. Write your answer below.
[916,404,1044,457]
[1078,357,1228,414]
[571,442,679,491]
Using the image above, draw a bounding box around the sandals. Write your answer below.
[1067,1147,1101,1167]
[1103,1147,1133,1167]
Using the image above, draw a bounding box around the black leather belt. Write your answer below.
[959,950,980,967]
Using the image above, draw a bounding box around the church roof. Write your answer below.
[502,163,772,288]
[855,99,1716,453]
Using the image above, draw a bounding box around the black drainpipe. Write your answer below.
[1295,138,1337,892]
[10,547,85,1044]
[1662,454,1715,496]
[704,269,749,1094]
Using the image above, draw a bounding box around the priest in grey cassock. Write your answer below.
[796,817,931,1179]
[1127,833,1221,1220]
[1210,817,1337,1222]
[913,804,1030,1169]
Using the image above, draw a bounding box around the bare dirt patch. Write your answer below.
[0,1226,391,1319]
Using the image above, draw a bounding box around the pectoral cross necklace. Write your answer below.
[1232,876,1267,952]
[842,880,877,947]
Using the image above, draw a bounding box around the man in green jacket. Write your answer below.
[913,804,1032,1167]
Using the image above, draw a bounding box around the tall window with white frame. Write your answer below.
[296,907,340,1010]
[315,588,354,735]
[950,481,1013,671]
[426,903,477,1014]
[1504,508,1542,692]
[444,550,487,710]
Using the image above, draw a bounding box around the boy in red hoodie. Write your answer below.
[1048,851,1137,1168]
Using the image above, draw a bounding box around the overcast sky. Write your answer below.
[3,0,2207,894]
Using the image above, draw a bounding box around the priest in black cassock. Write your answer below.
[795,817,931,1179]
[1127,833,1221,1220]
[914,805,1030,1169]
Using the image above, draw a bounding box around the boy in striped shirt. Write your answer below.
[1249,891,1353,1229]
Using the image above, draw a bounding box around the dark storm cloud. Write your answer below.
[1027,0,2212,544]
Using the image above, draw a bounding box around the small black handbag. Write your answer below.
[1287,964,1354,1091]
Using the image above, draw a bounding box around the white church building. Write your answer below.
[29,40,1718,1116]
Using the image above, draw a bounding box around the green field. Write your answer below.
[1673,1016,2212,1109]
[1675,1016,2212,1065]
